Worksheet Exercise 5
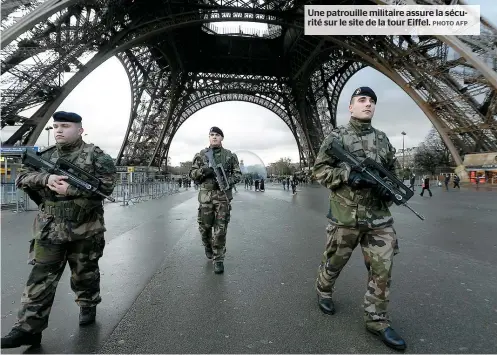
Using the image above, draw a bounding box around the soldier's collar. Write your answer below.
[56,136,84,152]
[349,117,372,131]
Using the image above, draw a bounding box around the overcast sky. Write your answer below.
[1,0,494,167]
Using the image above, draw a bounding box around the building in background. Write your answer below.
[463,152,497,185]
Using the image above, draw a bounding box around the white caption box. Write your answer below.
[305,5,480,36]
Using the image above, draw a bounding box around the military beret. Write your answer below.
[351,87,377,103]
[209,126,224,137]
[52,111,82,123]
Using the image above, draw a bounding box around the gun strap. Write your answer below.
[200,182,220,190]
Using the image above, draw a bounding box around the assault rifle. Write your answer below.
[21,148,116,202]
[204,148,231,199]
[329,140,425,221]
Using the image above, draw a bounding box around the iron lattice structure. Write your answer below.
[1,0,496,169]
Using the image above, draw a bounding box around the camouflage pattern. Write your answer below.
[316,224,399,331]
[14,234,105,333]
[312,117,402,332]
[189,146,242,261]
[16,137,117,243]
[312,118,402,229]
[12,137,116,333]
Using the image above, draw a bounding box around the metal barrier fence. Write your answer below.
[1,181,181,212]
[106,181,180,206]
[1,183,35,212]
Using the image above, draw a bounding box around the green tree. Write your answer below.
[272,157,293,175]
[179,161,192,175]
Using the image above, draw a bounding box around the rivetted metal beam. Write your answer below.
[1,0,80,48]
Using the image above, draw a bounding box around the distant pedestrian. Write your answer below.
[409,174,415,191]
[453,175,461,189]
[420,176,433,197]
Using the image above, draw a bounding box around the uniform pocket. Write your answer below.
[198,190,212,204]
[89,235,106,260]
[198,204,215,228]
[27,239,36,265]
[329,197,357,227]
[226,204,232,224]
[32,213,54,240]
[197,207,202,224]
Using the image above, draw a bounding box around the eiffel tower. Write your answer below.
[1,0,496,176]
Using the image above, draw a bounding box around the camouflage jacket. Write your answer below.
[189,146,242,202]
[312,118,401,229]
[16,137,117,243]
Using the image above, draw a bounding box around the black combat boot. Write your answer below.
[79,306,96,326]
[214,261,224,274]
[204,246,213,259]
[1,329,42,349]
[367,326,407,351]
[317,295,336,315]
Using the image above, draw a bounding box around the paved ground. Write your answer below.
[1,183,496,354]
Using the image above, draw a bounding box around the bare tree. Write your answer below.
[414,128,452,174]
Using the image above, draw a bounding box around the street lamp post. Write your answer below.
[401,131,406,170]
[45,126,53,147]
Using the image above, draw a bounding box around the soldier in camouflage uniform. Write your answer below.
[1,111,117,349]
[189,127,242,274]
[312,87,407,351]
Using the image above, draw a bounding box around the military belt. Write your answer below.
[335,189,378,206]
[41,200,101,222]
[46,196,102,202]
[200,182,220,190]
[350,193,383,207]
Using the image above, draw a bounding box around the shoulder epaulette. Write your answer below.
[331,125,347,135]
[92,145,104,155]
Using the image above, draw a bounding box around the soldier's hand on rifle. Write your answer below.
[374,185,392,201]
[46,175,69,195]
[203,167,216,178]
[374,179,395,201]
[47,174,68,186]
[347,171,377,189]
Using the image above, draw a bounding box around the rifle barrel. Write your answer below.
[94,189,116,202]
[404,203,425,220]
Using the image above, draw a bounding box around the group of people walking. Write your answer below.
[4,86,413,351]
[281,175,299,194]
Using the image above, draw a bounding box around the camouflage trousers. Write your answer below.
[14,234,105,333]
[197,199,231,262]
[316,223,399,332]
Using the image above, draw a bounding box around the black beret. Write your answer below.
[351,87,377,103]
[209,126,224,137]
[52,111,82,123]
